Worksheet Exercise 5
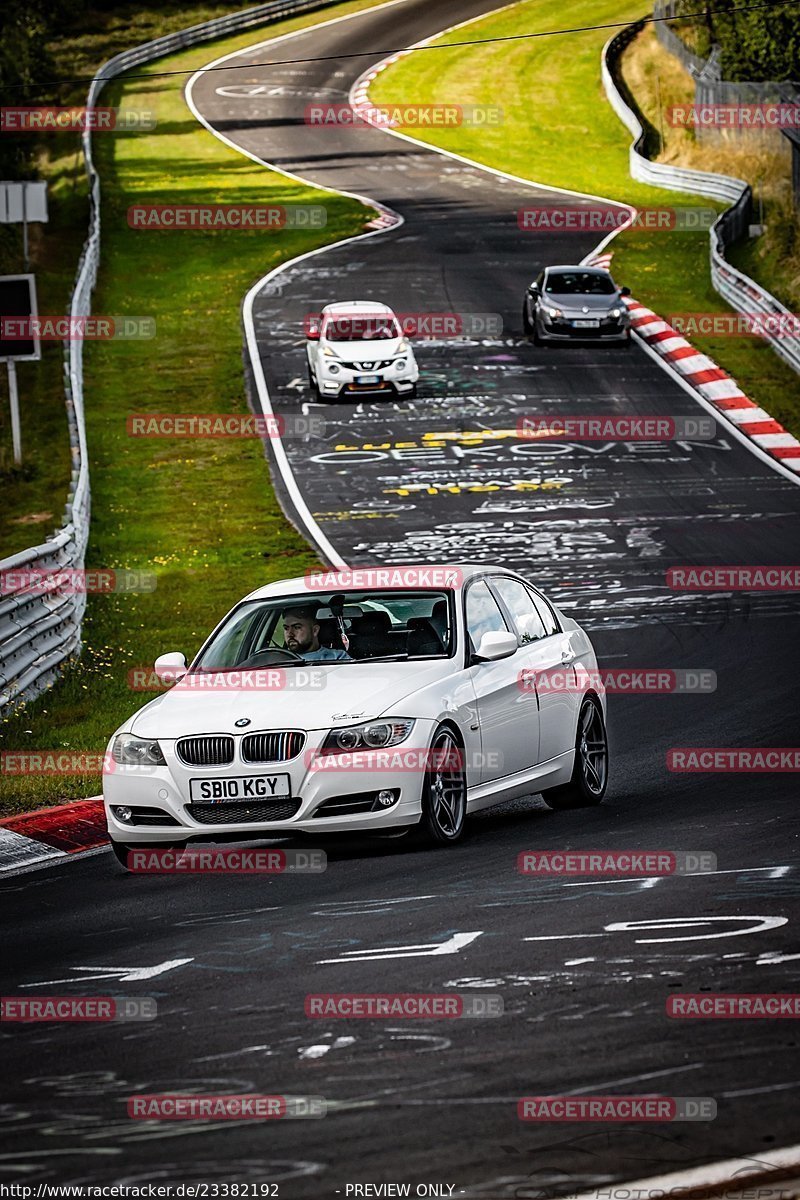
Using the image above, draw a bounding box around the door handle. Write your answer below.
[560,649,575,664]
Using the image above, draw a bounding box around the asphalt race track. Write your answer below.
[2,1,800,1195]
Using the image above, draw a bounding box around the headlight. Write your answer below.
[328,363,340,374]
[545,306,562,319]
[112,733,166,767]
[321,718,415,754]
[322,344,339,358]
[395,359,407,369]
[610,307,622,319]
[397,339,410,352]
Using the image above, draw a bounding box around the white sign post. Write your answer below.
[7,359,20,463]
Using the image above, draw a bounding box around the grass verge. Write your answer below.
[0,2,261,554]
[369,0,800,437]
[620,25,800,313]
[0,0,383,817]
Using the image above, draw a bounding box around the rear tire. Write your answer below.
[541,695,608,810]
[417,726,467,845]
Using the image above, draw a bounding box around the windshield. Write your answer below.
[545,272,616,295]
[324,316,400,342]
[193,590,454,670]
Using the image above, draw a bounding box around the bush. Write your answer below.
[673,0,800,80]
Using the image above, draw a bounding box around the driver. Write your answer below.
[282,606,351,662]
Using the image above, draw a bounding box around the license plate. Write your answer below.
[572,319,600,328]
[189,774,290,803]
[355,374,381,384]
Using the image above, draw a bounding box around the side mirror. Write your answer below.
[306,320,322,341]
[528,284,540,295]
[472,630,518,663]
[619,286,631,297]
[154,651,187,685]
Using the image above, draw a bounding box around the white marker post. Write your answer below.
[7,359,20,464]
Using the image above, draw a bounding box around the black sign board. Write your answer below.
[0,274,40,361]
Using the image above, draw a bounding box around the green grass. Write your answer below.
[0,0,385,817]
[369,0,800,435]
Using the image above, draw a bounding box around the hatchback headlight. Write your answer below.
[322,344,339,358]
[545,306,562,319]
[328,363,340,374]
[395,359,407,369]
[320,718,415,754]
[112,733,166,767]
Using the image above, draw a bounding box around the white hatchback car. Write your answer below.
[104,566,608,868]
[306,301,419,400]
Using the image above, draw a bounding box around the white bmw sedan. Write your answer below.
[104,566,608,868]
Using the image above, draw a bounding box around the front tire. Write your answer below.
[418,726,467,845]
[541,695,608,810]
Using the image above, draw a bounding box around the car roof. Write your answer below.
[322,301,394,315]
[242,564,525,602]
[544,264,612,275]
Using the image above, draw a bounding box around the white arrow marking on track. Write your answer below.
[757,949,800,964]
[525,916,788,944]
[317,931,482,964]
[606,916,788,943]
[21,958,194,986]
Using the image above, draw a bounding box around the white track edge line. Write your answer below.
[562,1142,800,1200]
[634,335,800,485]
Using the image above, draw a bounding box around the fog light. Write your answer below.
[376,790,397,808]
[113,805,133,823]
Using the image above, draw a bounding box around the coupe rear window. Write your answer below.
[545,272,615,295]
[324,317,399,341]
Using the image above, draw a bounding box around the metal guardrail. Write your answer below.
[602,22,800,378]
[0,0,339,713]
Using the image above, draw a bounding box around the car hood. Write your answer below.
[129,658,455,738]
[323,337,404,364]
[544,292,619,312]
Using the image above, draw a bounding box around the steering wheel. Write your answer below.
[237,647,304,667]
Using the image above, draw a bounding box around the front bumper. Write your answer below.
[104,724,435,843]
[315,359,419,398]
[537,312,630,341]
